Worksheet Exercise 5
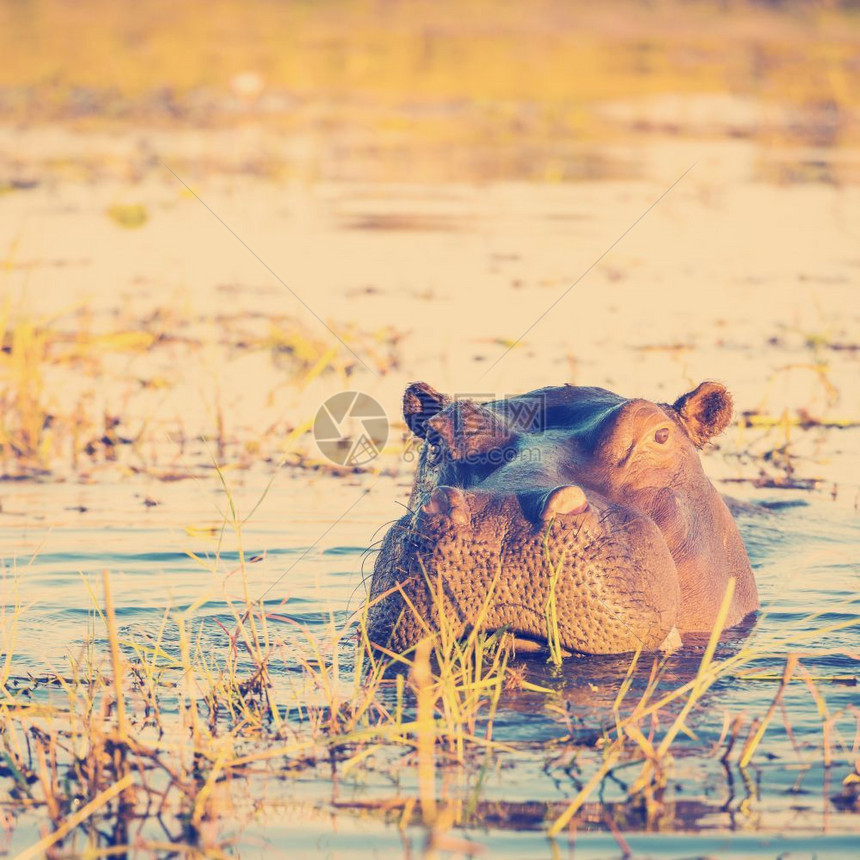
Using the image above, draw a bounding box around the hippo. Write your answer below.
[367,381,759,656]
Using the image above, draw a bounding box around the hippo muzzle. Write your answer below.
[369,482,680,655]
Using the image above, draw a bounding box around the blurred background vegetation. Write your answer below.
[1,0,859,182]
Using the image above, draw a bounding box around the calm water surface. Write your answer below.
[2,109,860,854]
[2,463,858,857]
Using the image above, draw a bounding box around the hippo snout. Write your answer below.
[368,483,681,656]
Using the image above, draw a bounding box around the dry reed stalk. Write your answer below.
[33,738,60,822]
[739,654,798,768]
[411,637,437,827]
[546,744,622,837]
[796,662,838,767]
[102,570,128,741]
[13,773,134,860]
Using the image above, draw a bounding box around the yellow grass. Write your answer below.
[1,513,854,854]
[0,305,399,477]
[1,0,858,147]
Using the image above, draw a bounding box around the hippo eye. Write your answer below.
[654,427,670,444]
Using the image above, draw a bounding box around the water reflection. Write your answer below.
[3,466,857,855]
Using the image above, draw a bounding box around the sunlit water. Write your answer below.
[2,462,859,856]
[2,102,860,853]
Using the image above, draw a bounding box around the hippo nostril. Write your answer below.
[541,485,589,521]
[423,486,470,526]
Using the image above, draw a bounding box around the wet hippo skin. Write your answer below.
[368,381,760,656]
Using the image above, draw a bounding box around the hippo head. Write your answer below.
[367,381,759,656]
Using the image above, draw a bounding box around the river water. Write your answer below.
[2,129,860,856]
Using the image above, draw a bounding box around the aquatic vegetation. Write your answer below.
[0,2,858,853]
[1,464,858,854]
[106,203,149,229]
[0,283,857,854]
[0,311,52,472]
[0,306,402,478]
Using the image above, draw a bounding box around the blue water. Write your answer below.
[2,466,859,857]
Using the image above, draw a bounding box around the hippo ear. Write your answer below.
[403,382,450,438]
[672,382,733,447]
[428,400,514,461]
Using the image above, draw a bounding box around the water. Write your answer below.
[2,79,860,857]
[2,459,859,856]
